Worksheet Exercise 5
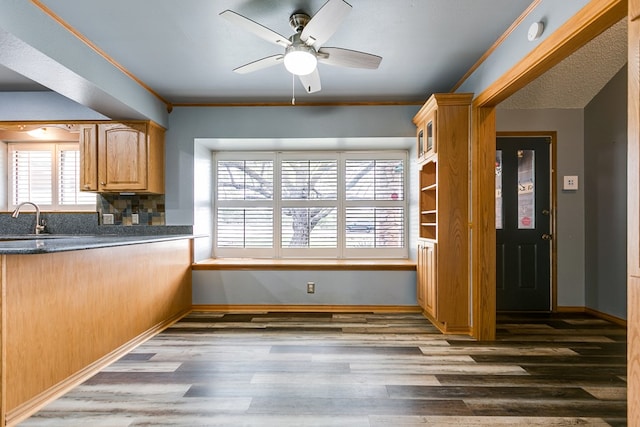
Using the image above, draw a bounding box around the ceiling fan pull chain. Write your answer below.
[292,73,296,105]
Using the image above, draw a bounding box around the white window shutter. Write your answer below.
[9,143,96,211]
[11,148,53,206]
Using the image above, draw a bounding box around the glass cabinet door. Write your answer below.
[417,128,424,160]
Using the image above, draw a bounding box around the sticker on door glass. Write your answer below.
[517,150,535,229]
[495,151,503,229]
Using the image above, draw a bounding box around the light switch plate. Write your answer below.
[102,213,114,225]
[563,175,578,190]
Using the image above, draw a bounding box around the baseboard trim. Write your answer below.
[192,304,422,313]
[420,309,472,335]
[555,306,585,313]
[557,306,627,327]
[6,308,192,427]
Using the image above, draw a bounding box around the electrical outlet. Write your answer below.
[563,175,578,190]
[132,213,139,225]
[102,213,114,225]
[307,282,315,294]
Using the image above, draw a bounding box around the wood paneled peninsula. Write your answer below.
[0,235,193,426]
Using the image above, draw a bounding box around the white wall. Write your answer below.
[496,108,585,307]
[193,142,213,261]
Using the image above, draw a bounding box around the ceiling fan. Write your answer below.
[219,0,382,94]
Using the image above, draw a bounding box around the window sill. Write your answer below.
[192,258,416,271]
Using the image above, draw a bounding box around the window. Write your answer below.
[214,151,406,258]
[9,142,95,211]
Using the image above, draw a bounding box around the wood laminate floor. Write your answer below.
[20,312,627,426]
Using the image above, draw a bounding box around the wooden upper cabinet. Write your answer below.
[79,124,98,191]
[80,121,165,194]
[416,109,437,161]
[99,122,148,192]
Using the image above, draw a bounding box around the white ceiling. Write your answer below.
[0,0,532,105]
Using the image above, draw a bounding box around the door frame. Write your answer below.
[469,0,625,340]
[497,131,558,312]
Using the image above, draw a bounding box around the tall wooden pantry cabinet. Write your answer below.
[413,93,472,334]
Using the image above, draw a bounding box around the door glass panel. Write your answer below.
[517,150,535,229]
[495,150,503,229]
[426,121,433,152]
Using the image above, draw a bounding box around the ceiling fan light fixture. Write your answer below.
[284,45,317,76]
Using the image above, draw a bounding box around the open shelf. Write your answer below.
[419,161,437,240]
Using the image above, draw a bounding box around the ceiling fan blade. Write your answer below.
[300,0,351,47]
[298,69,321,93]
[233,55,284,74]
[318,47,382,69]
[220,10,292,48]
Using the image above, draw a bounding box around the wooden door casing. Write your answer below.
[628,1,640,422]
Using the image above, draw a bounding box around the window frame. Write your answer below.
[279,152,340,258]
[214,152,275,258]
[8,141,96,212]
[213,150,408,259]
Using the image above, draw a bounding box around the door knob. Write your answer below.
[541,233,552,240]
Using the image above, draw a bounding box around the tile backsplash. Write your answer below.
[98,194,165,226]
[0,194,194,236]
[0,211,191,236]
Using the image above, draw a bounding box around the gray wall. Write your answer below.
[584,65,628,319]
[0,1,168,126]
[0,0,618,312]
[175,105,421,307]
[193,270,417,307]
[165,105,419,225]
[0,92,108,121]
[457,0,589,97]
[496,108,585,308]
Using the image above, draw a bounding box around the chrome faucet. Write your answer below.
[11,201,46,234]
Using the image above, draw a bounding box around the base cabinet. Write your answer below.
[79,121,165,193]
[417,240,437,317]
[0,240,192,426]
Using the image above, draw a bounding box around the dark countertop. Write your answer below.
[0,234,197,255]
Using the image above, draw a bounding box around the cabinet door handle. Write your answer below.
[541,233,552,240]
[100,181,106,185]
